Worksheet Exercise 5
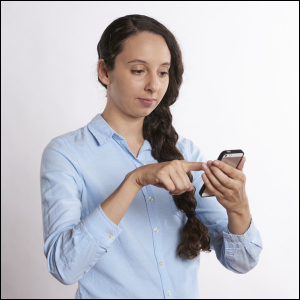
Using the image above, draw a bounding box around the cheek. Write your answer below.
[119,76,143,93]
[159,79,169,97]
[110,78,135,99]
[164,79,169,91]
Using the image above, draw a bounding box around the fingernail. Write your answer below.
[207,160,212,166]
[213,160,219,166]
[203,163,207,169]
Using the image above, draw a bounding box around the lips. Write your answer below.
[138,98,156,107]
[138,98,156,102]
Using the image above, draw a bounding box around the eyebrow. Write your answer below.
[127,59,170,66]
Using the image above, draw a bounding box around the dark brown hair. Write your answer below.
[97,14,210,259]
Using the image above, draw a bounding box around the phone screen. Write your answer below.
[221,155,243,168]
[200,151,244,197]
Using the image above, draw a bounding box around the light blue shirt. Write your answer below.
[40,114,262,299]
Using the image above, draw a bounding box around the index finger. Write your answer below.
[212,160,239,178]
[182,161,205,172]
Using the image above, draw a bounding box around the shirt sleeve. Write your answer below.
[185,138,263,274]
[40,136,122,285]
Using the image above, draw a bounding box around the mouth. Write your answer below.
[138,98,156,101]
[138,98,156,107]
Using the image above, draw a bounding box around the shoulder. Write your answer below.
[44,126,86,153]
[176,135,207,163]
[41,123,93,169]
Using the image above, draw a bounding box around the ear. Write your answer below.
[97,59,110,85]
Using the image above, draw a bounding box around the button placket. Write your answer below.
[143,185,173,298]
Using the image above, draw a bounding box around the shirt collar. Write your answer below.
[87,114,151,151]
[87,114,116,146]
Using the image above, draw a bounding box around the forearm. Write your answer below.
[101,172,141,225]
[227,205,252,235]
[45,176,139,285]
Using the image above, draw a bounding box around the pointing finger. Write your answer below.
[182,161,205,172]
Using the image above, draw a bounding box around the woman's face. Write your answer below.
[104,31,171,120]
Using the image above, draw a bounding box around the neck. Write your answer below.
[101,110,144,143]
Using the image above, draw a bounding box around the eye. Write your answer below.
[131,70,145,75]
[159,72,169,77]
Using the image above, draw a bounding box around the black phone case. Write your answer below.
[199,149,244,197]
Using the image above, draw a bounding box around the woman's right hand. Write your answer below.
[128,160,205,195]
[102,160,204,225]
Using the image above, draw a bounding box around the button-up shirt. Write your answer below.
[40,114,263,299]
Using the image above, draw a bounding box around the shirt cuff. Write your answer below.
[81,205,122,248]
[222,218,257,256]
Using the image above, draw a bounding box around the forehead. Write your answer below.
[116,31,171,65]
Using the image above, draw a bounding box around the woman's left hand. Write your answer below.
[201,157,249,215]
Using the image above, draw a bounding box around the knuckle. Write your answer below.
[229,169,235,177]
[184,182,190,189]
[172,159,181,167]
[214,182,222,189]
[157,169,167,177]
[223,178,231,186]
[233,186,239,193]
[166,163,174,171]
[177,184,184,191]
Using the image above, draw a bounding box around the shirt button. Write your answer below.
[148,197,153,201]
[227,238,231,242]
[154,227,159,232]
[166,291,171,296]
[159,261,163,266]
[109,233,114,239]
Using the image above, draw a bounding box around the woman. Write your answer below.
[40,14,262,299]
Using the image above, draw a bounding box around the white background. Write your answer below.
[1,1,299,299]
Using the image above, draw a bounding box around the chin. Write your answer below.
[134,108,156,118]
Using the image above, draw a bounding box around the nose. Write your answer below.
[145,72,159,94]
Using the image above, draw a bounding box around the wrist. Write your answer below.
[227,206,251,235]
[226,194,250,216]
[227,204,250,217]
[125,170,144,193]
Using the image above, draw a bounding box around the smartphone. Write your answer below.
[199,149,244,197]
